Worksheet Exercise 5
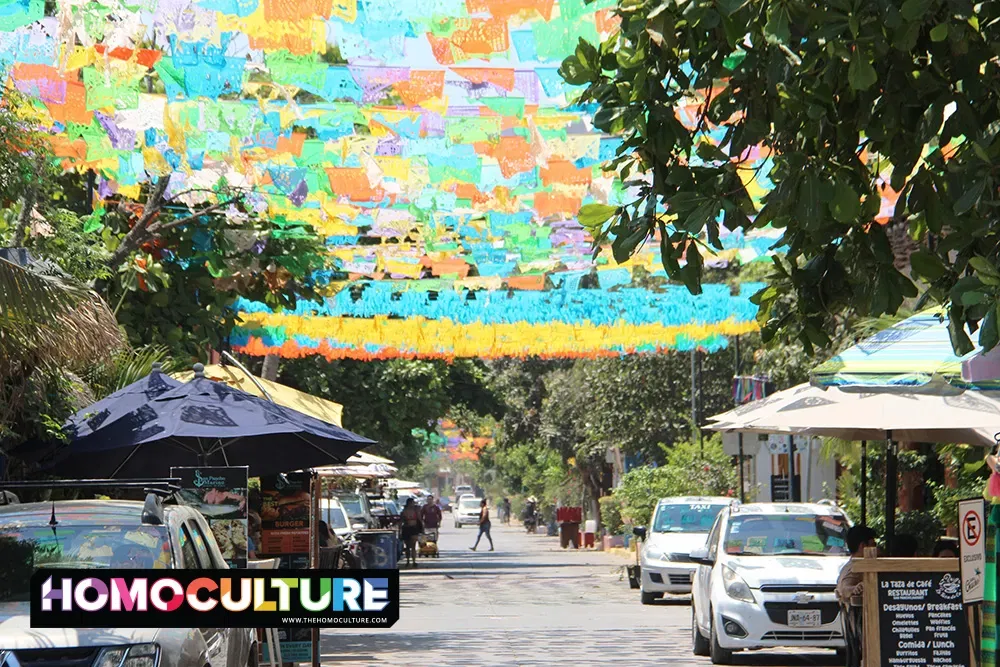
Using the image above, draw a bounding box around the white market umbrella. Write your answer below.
[761,386,1000,445]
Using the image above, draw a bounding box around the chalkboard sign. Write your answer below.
[877,571,970,667]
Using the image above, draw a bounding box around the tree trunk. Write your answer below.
[12,188,37,247]
[260,353,280,381]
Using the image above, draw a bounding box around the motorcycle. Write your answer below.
[523,505,539,533]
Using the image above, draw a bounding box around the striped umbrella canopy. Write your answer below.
[812,309,991,389]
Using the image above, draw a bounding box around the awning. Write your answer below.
[811,309,987,389]
[174,363,343,426]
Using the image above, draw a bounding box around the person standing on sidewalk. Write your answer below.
[469,499,494,551]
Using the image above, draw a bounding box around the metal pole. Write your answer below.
[691,348,698,441]
[805,438,813,502]
[738,433,746,503]
[860,440,868,527]
[221,351,276,403]
[787,435,798,501]
[885,432,896,555]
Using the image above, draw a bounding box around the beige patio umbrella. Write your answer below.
[758,385,1000,446]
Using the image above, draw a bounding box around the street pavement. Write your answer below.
[321,521,842,666]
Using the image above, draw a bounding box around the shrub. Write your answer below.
[599,496,624,534]
[613,432,736,528]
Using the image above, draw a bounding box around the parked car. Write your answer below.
[690,502,851,664]
[454,496,483,528]
[0,495,256,667]
[438,497,453,513]
[639,496,732,604]
[454,485,473,498]
[371,499,401,529]
[321,497,353,540]
[333,490,375,530]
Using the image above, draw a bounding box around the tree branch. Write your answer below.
[107,177,171,268]
[147,198,240,235]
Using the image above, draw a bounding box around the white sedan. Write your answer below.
[454,497,483,528]
[690,502,851,664]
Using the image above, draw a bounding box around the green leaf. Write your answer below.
[981,307,1000,351]
[763,6,790,43]
[900,0,932,22]
[961,290,988,307]
[909,250,948,281]
[578,203,618,231]
[848,50,877,91]
[953,178,986,215]
[930,23,949,41]
[558,55,592,86]
[829,180,861,223]
[969,256,1000,279]
[948,308,975,355]
[795,173,822,228]
[679,241,703,294]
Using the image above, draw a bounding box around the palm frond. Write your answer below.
[0,256,124,377]
[86,345,178,399]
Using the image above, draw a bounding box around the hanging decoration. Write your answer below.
[0,0,819,358]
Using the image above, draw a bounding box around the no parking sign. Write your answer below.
[959,497,986,604]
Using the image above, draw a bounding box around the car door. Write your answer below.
[695,512,724,632]
[185,519,232,667]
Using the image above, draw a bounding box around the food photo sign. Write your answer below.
[171,466,249,568]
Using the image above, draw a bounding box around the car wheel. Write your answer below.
[692,603,710,656]
[640,590,660,605]
[455,523,460,528]
[835,648,848,665]
[709,611,733,665]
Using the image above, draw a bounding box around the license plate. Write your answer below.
[787,610,822,628]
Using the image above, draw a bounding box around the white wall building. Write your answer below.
[722,433,838,503]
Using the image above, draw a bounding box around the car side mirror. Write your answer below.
[632,526,647,541]
[689,546,714,566]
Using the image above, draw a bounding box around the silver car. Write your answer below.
[0,497,256,667]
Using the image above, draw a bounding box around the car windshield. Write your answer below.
[652,503,727,533]
[337,497,364,517]
[724,514,850,556]
[459,499,481,511]
[0,523,171,602]
[326,507,348,530]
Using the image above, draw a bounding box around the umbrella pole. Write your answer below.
[787,435,798,502]
[860,440,867,527]
[738,432,746,503]
[885,431,896,554]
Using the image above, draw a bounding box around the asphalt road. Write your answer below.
[320,520,843,666]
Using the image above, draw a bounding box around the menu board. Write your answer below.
[171,466,248,568]
[259,472,313,664]
[259,472,311,555]
[877,572,969,667]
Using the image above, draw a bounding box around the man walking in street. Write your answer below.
[422,495,442,533]
[469,499,494,551]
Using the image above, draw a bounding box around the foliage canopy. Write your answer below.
[562,0,1000,353]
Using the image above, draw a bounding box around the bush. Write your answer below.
[599,496,623,535]
[613,432,737,528]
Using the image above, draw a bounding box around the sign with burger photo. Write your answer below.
[259,472,312,556]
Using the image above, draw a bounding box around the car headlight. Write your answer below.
[721,565,755,603]
[96,644,160,667]
[643,547,666,562]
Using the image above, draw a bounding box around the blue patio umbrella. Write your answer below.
[44,365,374,479]
[65,362,181,439]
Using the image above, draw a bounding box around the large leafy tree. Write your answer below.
[562,0,1000,353]
[276,358,500,468]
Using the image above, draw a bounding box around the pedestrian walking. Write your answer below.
[469,499,494,552]
[502,497,512,525]
[400,498,423,567]
[421,495,442,531]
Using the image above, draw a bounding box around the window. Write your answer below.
[651,503,727,534]
[178,525,200,569]
[187,520,217,568]
[724,514,849,556]
[707,514,724,560]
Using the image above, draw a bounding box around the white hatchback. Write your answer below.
[639,496,732,604]
[454,497,483,528]
[690,502,851,664]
